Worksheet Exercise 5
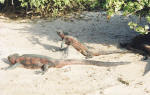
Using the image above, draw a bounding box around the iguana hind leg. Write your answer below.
[41,64,49,75]
[35,64,49,75]
[82,50,93,59]
[85,55,93,59]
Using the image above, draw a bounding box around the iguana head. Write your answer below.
[8,53,19,64]
[56,30,69,39]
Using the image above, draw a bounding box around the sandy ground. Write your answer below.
[0,11,150,95]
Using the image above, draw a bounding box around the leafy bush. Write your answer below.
[103,0,150,34]
[0,0,4,3]
[0,0,100,17]
[18,0,100,16]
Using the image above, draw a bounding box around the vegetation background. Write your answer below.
[0,0,150,34]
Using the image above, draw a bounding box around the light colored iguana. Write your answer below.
[5,53,130,74]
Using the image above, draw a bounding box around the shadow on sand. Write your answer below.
[15,12,146,47]
[143,60,150,75]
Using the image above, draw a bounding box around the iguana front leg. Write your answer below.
[58,39,67,50]
[59,39,70,58]
[60,39,65,50]
[62,45,70,58]
[4,63,23,70]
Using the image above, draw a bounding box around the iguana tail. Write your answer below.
[54,59,130,68]
[90,50,130,56]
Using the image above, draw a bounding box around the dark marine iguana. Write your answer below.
[56,30,123,58]
[120,32,150,60]
[4,53,130,74]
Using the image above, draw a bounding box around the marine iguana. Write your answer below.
[56,30,121,58]
[5,53,130,74]
[120,32,150,60]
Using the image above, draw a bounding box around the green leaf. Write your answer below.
[107,9,115,17]
[146,16,150,23]
[144,25,149,30]
[0,0,5,3]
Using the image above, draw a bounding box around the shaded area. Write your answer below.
[27,37,60,51]
[143,54,150,75]
[143,62,150,75]
[119,32,150,75]
[17,12,147,47]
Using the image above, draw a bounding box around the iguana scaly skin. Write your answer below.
[6,53,130,74]
[57,30,105,58]
[120,32,150,60]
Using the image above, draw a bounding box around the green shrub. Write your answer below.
[0,0,4,3]
[0,0,100,16]
[103,0,150,34]
[18,0,100,16]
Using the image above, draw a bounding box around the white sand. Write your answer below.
[0,12,150,95]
